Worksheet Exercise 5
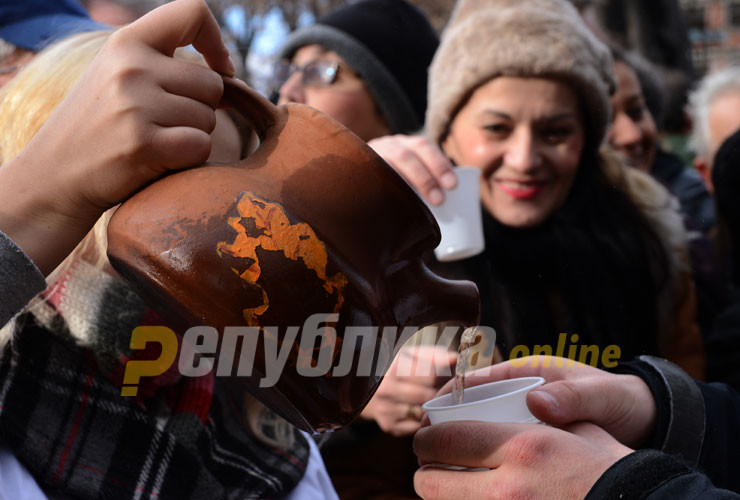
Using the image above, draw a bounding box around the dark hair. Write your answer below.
[713,127,740,287]
[444,147,671,362]
[610,45,666,127]
[610,44,692,134]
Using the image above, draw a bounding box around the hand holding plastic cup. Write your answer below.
[422,377,545,425]
[427,166,485,262]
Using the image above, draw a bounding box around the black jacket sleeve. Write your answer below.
[0,230,46,326]
[694,380,740,491]
[586,450,740,500]
[589,357,740,499]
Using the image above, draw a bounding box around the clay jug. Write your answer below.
[106,78,480,433]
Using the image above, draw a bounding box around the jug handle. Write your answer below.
[220,77,280,143]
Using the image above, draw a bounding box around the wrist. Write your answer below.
[622,374,658,447]
[610,360,667,448]
[0,154,99,274]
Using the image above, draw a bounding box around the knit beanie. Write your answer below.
[426,0,616,147]
[279,0,439,134]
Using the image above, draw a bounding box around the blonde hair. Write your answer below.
[0,31,111,163]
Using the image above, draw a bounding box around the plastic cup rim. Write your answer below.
[422,376,546,412]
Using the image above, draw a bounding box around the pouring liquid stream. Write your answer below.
[452,326,478,405]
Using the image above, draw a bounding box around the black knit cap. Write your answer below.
[279,0,439,134]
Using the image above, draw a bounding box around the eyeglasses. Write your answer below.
[272,59,339,90]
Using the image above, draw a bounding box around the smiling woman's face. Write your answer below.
[441,76,585,228]
[608,61,658,173]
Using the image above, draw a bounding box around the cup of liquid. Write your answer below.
[422,377,545,425]
[427,166,485,262]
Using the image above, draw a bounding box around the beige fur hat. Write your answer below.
[426,0,616,147]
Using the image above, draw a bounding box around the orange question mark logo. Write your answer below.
[121,326,178,396]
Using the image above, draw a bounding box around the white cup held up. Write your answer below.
[427,166,485,262]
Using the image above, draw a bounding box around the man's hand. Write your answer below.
[414,420,633,500]
[436,356,657,448]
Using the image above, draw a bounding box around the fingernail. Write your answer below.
[531,389,559,414]
[428,188,444,205]
[440,172,457,189]
[227,55,236,76]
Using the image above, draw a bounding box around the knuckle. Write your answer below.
[497,481,536,500]
[390,426,410,437]
[196,0,211,13]
[433,424,466,457]
[110,63,149,95]
[414,471,441,500]
[204,108,217,132]
[183,0,209,15]
[122,117,152,160]
[105,29,130,50]
[192,133,212,161]
[505,431,552,467]
[557,379,585,413]
[204,70,225,105]
[408,135,431,148]
[418,177,439,194]
[398,147,419,165]
[377,420,391,433]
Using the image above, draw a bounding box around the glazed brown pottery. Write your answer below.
[107,78,480,433]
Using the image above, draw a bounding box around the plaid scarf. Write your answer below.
[0,262,308,500]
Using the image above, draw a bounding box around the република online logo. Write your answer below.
[120,315,620,396]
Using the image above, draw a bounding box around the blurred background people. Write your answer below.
[581,0,694,80]
[689,66,740,197]
[608,48,715,233]
[607,47,728,343]
[80,0,157,25]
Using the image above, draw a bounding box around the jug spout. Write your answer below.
[391,262,480,331]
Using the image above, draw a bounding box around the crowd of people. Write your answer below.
[1,0,740,498]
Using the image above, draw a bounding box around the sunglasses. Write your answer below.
[272,59,340,90]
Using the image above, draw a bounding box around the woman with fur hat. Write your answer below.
[371,0,705,378]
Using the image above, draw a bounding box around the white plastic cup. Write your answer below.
[422,377,545,425]
[427,166,485,262]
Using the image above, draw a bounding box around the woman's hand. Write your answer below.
[361,345,457,436]
[369,134,457,205]
[0,0,234,274]
[34,0,234,214]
